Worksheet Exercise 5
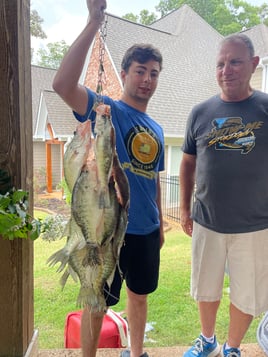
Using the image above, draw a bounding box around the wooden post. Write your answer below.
[46,143,53,193]
[0,1,37,356]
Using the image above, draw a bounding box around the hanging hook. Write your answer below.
[94,13,108,107]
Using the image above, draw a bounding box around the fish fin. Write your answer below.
[60,265,78,290]
[47,249,68,272]
[68,265,79,283]
[59,269,69,289]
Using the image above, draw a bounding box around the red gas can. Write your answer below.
[64,309,128,349]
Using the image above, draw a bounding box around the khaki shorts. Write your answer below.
[191,222,268,317]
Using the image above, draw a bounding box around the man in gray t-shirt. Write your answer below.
[180,34,268,357]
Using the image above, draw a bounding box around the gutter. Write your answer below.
[259,57,268,93]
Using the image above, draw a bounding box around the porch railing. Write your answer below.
[160,174,180,223]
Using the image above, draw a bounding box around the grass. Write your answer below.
[34,210,263,349]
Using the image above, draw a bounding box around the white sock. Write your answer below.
[201,334,215,343]
[225,342,239,350]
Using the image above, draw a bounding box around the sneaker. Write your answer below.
[183,335,220,357]
[221,343,241,357]
[120,350,149,357]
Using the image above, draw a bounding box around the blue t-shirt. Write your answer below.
[73,88,165,235]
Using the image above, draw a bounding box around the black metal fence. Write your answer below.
[160,174,180,223]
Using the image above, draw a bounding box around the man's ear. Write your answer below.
[121,70,126,85]
[252,56,260,73]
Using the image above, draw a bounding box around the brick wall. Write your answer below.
[84,33,122,100]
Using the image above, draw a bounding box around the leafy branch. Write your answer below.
[0,188,42,240]
[0,169,68,242]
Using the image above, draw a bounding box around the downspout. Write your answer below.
[260,56,268,93]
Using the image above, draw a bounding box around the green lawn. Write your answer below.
[34,210,263,349]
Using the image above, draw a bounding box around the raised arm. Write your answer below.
[52,0,107,116]
[179,152,196,237]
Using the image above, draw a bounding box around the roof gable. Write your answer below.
[32,67,77,140]
[151,4,219,37]
[31,65,56,133]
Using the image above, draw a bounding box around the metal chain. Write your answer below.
[96,13,108,103]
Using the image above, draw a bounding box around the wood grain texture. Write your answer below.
[0,0,34,356]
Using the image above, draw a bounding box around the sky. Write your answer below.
[31,0,266,51]
[31,0,159,49]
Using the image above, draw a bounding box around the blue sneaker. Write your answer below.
[183,335,220,357]
[221,343,241,357]
[120,351,149,357]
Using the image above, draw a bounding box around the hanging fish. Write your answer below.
[47,121,92,272]
[47,103,130,312]
[94,104,115,208]
[64,120,92,193]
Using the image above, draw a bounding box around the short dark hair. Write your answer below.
[220,33,255,58]
[121,44,163,72]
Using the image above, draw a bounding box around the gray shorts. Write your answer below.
[191,222,268,316]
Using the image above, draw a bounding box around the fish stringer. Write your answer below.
[94,12,108,109]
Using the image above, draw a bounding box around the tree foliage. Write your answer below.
[30,8,69,68]
[257,3,268,26]
[125,0,268,35]
[35,40,69,69]
[30,9,47,39]
[123,10,157,25]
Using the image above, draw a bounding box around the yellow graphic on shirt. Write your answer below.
[124,125,161,178]
[132,132,158,164]
[206,117,264,154]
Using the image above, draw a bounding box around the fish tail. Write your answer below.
[77,287,94,308]
[77,287,106,312]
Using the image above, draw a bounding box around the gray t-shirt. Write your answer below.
[182,90,268,233]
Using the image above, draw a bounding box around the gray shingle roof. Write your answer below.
[31,65,56,132]
[242,24,268,58]
[43,90,77,138]
[150,4,219,37]
[32,66,77,139]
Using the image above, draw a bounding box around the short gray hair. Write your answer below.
[219,33,255,58]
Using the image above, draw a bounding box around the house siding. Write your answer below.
[51,143,63,188]
[33,142,47,191]
[33,141,64,192]
[251,67,263,91]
